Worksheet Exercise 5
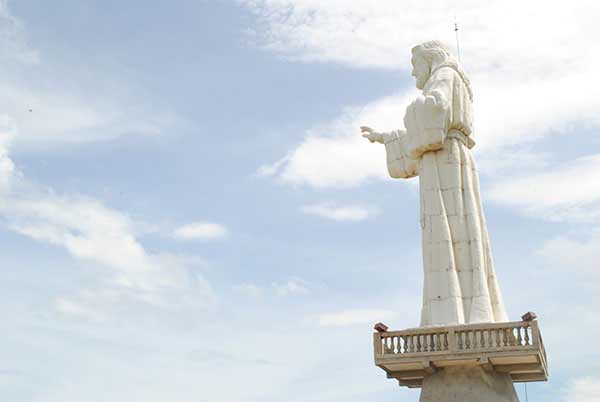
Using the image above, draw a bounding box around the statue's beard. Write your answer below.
[415,74,429,90]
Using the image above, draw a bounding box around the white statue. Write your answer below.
[362,41,508,327]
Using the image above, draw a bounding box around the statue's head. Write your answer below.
[411,40,453,90]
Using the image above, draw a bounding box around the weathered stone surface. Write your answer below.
[420,366,519,402]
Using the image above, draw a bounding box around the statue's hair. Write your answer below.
[411,40,452,66]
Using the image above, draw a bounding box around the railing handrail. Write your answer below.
[376,320,531,338]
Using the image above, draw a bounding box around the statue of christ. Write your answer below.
[362,41,508,327]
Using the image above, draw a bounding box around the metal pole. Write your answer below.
[454,16,462,63]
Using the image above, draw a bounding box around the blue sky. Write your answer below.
[1,0,599,401]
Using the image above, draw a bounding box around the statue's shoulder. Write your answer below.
[431,65,458,80]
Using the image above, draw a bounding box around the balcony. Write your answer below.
[373,320,548,388]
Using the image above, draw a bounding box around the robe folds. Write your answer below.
[384,64,508,327]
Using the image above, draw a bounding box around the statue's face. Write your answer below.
[411,53,430,90]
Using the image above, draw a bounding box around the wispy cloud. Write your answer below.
[234,279,311,298]
[0,116,214,319]
[272,277,310,297]
[0,0,38,64]
[243,0,595,74]
[538,233,600,285]
[560,376,600,402]
[233,283,264,298]
[257,94,415,188]
[318,308,398,327]
[488,154,600,222]
[302,202,376,222]
[173,222,228,241]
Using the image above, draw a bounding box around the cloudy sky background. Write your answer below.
[1,0,599,401]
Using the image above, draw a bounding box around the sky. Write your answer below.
[0,0,599,401]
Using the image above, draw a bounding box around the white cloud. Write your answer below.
[561,377,600,402]
[173,222,228,241]
[243,0,596,74]
[258,93,416,188]
[3,191,216,315]
[2,83,181,145]
[318,308,398,327]
[246,0,600,188]
[302,202,375,221]
[272,277,310,296]
[0,116,214,319]
[233,283,264,298]
[235,280,312,298]
[538,234,600,284]
[0,0,38,64]
[488,154,600,222]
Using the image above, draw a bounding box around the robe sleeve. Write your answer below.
[403,68,453,159]
[383,130,419,179]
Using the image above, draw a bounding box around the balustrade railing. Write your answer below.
[375,320,539,358]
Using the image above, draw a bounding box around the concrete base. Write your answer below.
[419,366,519,402]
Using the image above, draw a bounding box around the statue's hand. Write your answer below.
[360,126,383,144]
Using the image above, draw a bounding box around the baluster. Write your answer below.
[457,331,463,350]
[430,333,435,351]
[516,327,523,346]
[435,333,441,351]
[472,330,479,349]
[443,332,449,350]
[416,335,422,352]
[503,328,509,346]
[524,326,531,346]
[423,334,429,352]
[465,330,471,349]
[488,329,494,347]
[495,329,502,347]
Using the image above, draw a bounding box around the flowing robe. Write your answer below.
[384,64,508,327]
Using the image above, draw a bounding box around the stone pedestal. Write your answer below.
[419,366,519,402]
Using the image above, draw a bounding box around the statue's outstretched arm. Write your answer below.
[360,126,403,144]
